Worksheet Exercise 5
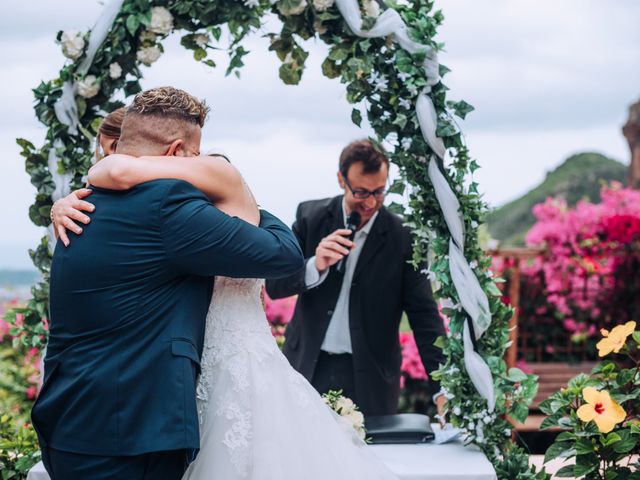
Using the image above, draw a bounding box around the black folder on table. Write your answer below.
[365,414,435,444]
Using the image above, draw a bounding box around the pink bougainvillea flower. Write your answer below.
[399,332,427,382]
[25,386,37,400]
[263,293,297,326]
[576,387,626,433]
[0,319,9,341]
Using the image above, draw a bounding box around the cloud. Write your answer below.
[0,0,638,268]
[437,0,640,130]
[0,0,101,40]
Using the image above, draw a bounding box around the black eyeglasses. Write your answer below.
[343,176,387,200]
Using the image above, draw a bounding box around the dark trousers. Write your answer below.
[41,446,188,480]
[311,351,357,403]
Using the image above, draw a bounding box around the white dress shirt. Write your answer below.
[304,201,379,354]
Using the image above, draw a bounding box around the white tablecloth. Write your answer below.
[28,427,496,480]
[370,443,496,480]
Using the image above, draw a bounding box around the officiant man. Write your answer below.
[266,139,446,416]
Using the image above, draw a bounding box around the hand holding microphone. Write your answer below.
[335,211,361,273]
[313,211,361,273]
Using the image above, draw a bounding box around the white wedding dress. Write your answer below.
[182,277,399,480]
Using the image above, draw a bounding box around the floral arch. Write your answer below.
[12,0,541,477]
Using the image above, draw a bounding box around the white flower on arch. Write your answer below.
[149,7,174,35]
[137,46,162,66]
[75,75,100,99]
[59,31,86,60]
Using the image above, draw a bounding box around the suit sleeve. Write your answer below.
[403,247,447,396]
[265,202,310,298]
[160,180,303,279]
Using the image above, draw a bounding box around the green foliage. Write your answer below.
[485,152,627,246]
[0,416,40,480]
[541,327,640,479]
[0,318,41,480]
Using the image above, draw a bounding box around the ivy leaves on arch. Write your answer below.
[14,0,543,477]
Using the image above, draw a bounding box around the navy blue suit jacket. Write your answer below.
[32,179,303,457]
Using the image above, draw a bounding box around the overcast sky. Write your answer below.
[0,0,638,269]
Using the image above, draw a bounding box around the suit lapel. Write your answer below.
[324,195,345,235]
[353,208,389,280]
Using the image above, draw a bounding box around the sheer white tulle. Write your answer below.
[182,277,399,480]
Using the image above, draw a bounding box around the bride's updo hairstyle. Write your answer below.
[94,107,126,161]
[117,86,209,156]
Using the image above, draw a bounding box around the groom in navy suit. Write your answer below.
[32,87,304,480]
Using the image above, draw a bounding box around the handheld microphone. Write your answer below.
[335,211,361,274]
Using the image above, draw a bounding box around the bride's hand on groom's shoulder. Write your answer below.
[51,188,95,247]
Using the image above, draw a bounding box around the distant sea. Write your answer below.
[0,269,40,302]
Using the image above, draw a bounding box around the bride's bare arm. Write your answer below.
[89,154,236,202]
[88,154,259,224]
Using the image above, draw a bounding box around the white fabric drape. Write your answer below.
[53,0,125,136]
[48,0,125,249]
[46,139,73,250]
[335,0,495,410]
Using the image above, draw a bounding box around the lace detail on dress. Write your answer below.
[216,391,253,476]
[195,277,280,476]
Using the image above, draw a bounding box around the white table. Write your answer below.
[28,427,496,480]
[370,443,496,480]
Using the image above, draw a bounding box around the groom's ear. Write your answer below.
[165,139,185,157]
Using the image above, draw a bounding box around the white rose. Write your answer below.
[336,396,354,413]
[313,0,334,12]
[148,7,174,35]
[279,0,307,16]
[363,0,380,18]
[59,31,86,61]
[76,75,101,99]
[193,33,210,49]
[244,0,260,7]
[347,410,364,429]
[109,62,122,79]
[137,46,162,66]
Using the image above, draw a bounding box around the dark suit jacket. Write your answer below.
[266,195,445,415]
[32,179,303,457]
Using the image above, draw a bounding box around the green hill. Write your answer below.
[485,152,627,246]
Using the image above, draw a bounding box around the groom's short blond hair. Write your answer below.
[117,87,209,156]
[129,87,209,127]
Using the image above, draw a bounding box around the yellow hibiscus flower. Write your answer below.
[576,387,626,433]
[596,321,636,357]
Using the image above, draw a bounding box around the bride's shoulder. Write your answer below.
[197,155,243,187]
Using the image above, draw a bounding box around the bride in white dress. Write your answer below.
[86,152,399,480]
[183,275,397,479]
